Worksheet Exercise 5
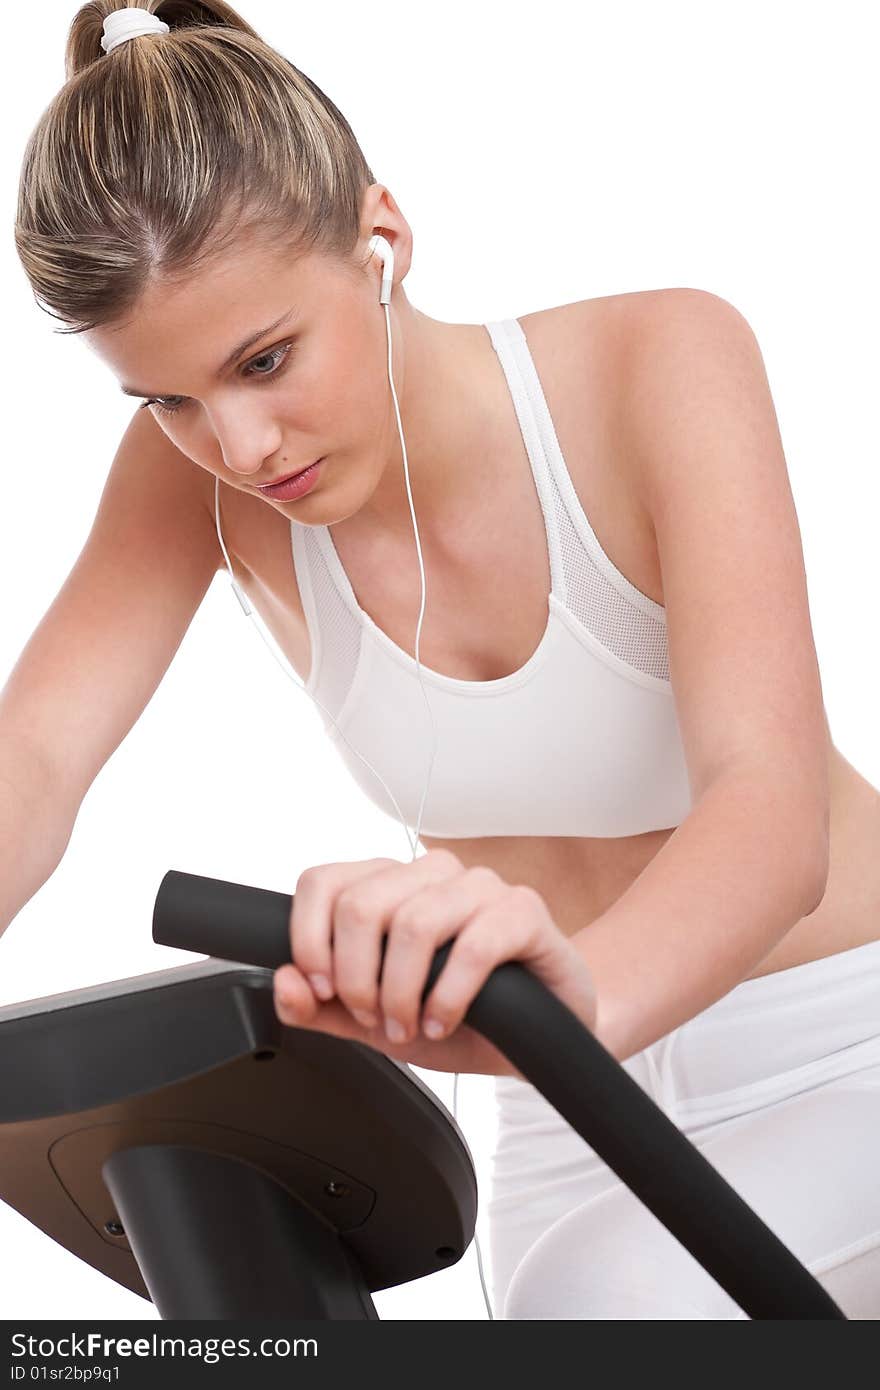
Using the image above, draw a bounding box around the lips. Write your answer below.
[257,463,317,491]
[254,458,325,502]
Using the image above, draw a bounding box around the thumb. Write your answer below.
[273,964,320,1023]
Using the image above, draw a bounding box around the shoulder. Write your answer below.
[527,285,751,362]
[524,285,755,467]
[610,286,757,381]
[522,286,752,420]
[531,289,762,509]
[605,288,769,521]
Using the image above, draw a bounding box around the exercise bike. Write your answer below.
[0,869,846,1320]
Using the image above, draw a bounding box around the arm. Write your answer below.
[0,407,221,941]
[575,290,830,1063]
[572,767,828,1063]
[0,743,78,942]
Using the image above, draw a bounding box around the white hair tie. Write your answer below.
[101,7,170,54]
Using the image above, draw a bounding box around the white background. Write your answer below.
[1,0,878,1322]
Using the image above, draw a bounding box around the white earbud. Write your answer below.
[368,233,395,305]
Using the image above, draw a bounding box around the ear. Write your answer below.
[359,183,413,283]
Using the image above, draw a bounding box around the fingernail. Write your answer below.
[423,1018,445,1039]
[385,1017,406,1043]
[352,1008,377,1029]
[308,974,333,1000]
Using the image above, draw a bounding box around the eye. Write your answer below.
[141,342,295,418]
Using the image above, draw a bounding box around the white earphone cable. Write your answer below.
[212,474,422,862]
[212,242,494,1318]
[379,297,440,854]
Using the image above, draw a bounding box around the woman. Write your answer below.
[6,1,880,1319]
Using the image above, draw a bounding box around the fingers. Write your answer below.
[289,851,463,1026]
[400,880,595,1045]
[413,886,548,1041]
[378,866,503,1042]
[278,851,596,1057]
[287,857,396,1000]
[273,962,320,1025]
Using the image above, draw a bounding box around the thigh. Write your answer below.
[488,1053,657,1316]
[502,1065,880,1320]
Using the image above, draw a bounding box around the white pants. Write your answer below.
[488,936,880,1319]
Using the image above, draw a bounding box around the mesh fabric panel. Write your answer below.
[548,469,670,681]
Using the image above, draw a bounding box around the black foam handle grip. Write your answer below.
[153,870,294,970]
[152,868,845,1320]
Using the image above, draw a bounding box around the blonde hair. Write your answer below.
[14,0,377,335]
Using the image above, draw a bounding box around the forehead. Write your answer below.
[84,243,342,388]
[104,241,304,337]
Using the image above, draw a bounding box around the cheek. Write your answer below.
[313,333,385,429]
[153,415,201,462]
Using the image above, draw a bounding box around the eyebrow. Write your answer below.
[119,307,298,399]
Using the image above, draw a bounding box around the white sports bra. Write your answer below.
[274,317,694,839]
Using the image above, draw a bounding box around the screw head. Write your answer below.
[325,1180,351,1198]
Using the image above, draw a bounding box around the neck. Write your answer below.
[344,300,507,551]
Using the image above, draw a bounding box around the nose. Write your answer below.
[207,401,283,481]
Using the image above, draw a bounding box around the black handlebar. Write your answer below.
[153,868,845,1319]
